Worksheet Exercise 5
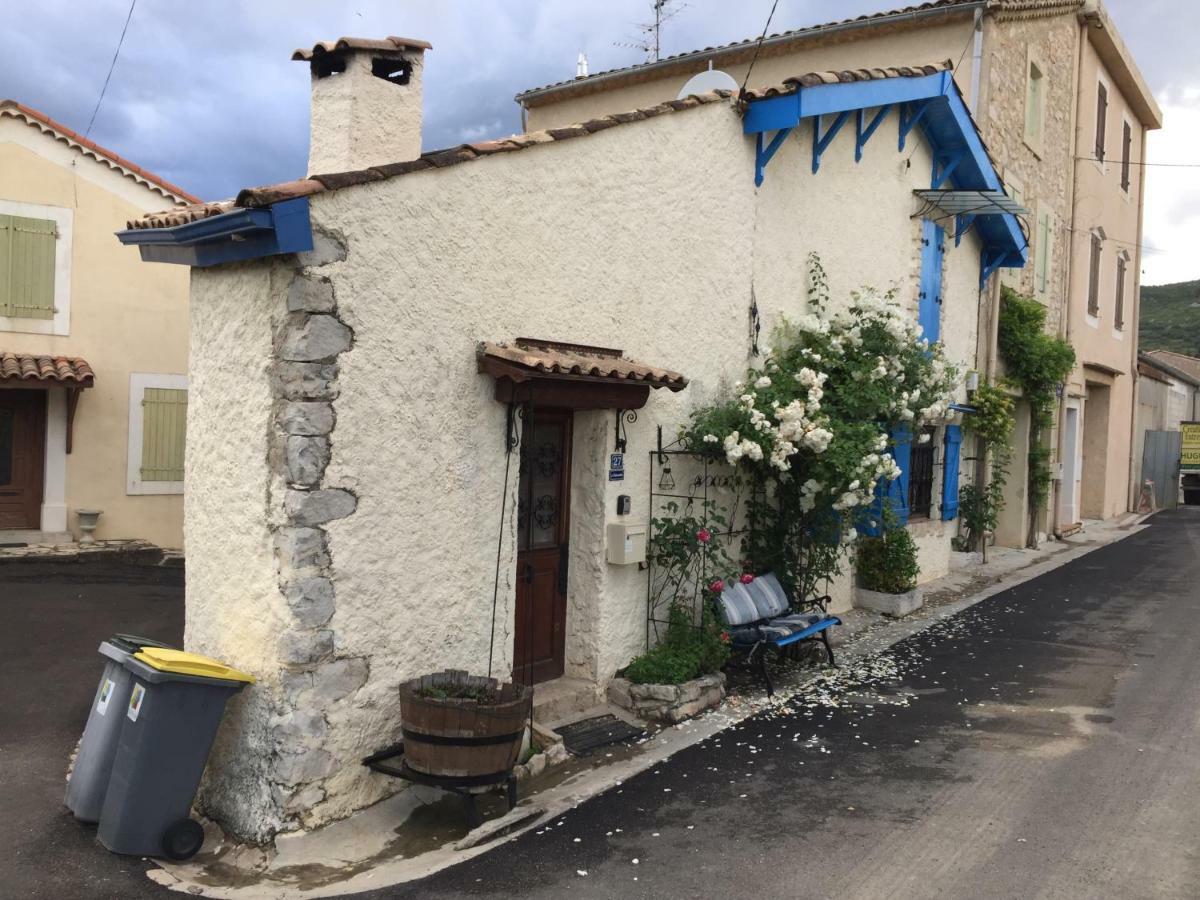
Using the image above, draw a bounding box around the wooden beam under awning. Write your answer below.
[477,338,687,411]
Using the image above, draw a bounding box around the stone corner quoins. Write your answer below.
[272,268,357,671]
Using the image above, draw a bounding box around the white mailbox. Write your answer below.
[606,522,647,565]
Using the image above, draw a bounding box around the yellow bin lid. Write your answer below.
[133,647,256,684]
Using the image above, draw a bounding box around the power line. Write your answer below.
[84,0,137,140]
[1063,225,1166,256]
[740,0,781,95]
[1075,156,1200,168]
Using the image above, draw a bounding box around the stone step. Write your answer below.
[531,676,600,726]
[0,530,72,547]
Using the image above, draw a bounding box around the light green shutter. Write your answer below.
[1034,211,1052,296]
[140,388,187,481]
[0,214,57,319]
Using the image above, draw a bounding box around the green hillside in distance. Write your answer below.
[1140,280,1200,356]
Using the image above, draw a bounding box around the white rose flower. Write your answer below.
[754,376,772,389]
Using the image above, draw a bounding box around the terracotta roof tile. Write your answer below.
[0,352,95,386]
[516,1,979,103]
[292,36,432,61]
[742,61,952,99]
[514,1,1089,107]
[125,61,952,232]
[478,339,687,391]
[1144,350,1200,385]
[0,99,199,204]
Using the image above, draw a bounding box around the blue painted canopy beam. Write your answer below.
[931,150,965,190]
[855,106,892,162]
[739,69,1027,272]
[116,198,313,267]
[754,128,793,187]
[812,110,851,173]
[898,101,932,152]
[980,246,1007,290]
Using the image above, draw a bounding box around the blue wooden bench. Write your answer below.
[715,573,841,696]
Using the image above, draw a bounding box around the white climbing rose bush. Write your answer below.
[681,254,960,594]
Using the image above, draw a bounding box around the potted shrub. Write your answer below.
[398,670,531,778]
[853,526,922,617]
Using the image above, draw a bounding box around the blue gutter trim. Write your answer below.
[115,197,313,267]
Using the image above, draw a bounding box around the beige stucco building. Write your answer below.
[519,0,1161,545]
[0,100,194,548]
[122,35,1025,840]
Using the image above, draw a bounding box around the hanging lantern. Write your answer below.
[658,462,675,491]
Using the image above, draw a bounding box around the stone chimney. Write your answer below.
[292,36,432,175]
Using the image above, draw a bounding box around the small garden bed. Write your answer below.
[608,672,726,723]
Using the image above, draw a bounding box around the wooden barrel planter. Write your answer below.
[398,670,532,779]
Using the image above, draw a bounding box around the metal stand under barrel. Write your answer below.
[362,742,518,829]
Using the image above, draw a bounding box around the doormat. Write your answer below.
[555,714,644,756]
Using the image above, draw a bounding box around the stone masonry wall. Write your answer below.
[262,230,380,832]
[979,12,1081,536]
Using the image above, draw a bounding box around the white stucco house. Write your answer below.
[119,36,1025,839]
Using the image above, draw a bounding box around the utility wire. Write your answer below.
[1075,156,1200,168]
[84,0,137,140]
[740,0,781,95]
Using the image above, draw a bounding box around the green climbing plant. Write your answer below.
[997,287,1076,548]
[955,381,1014,554]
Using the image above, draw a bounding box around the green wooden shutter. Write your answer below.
[140,388,187,481]
[0,214,57,320]
[1035,211,1051,295]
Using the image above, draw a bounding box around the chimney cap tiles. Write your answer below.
[291,36,432,62]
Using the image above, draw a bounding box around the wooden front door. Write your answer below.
[514,408,572,685]
[0,390,46,530]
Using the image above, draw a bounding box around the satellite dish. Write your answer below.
[677,68,738,99]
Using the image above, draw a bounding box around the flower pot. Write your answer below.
[398,670,531,779]
[76,509,103,545]
[853,585,923,617]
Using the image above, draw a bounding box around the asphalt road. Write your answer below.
[4,510,1199,899]
[0,555,183,900]
[380,508,1200,899]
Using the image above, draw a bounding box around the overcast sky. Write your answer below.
[2,0,1194,284]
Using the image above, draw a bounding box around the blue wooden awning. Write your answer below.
[742,69,1027,287]
[115,197,313,267]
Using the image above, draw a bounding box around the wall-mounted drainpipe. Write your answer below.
[968,8,983,115]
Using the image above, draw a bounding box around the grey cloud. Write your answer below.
[0,0,1187,204]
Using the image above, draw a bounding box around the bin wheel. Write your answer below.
[162,818,205,860]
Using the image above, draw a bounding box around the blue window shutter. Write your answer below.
[919,219,944,344]
[890,424,912,526]
[942,424,963,520]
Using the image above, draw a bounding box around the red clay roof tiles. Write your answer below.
[0,99,199,204]
[478,339,687,391]
[123,60,956,233]
[292,36,433,61]
[0,353,95,386]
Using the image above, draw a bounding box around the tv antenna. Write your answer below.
[615,1,688,62]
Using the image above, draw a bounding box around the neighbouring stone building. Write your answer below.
[119,36,1024,839]
[0,100,194,548]
[518,0,1162,545]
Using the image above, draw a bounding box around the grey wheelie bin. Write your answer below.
[65,634,177,822]
[96,647,254,860]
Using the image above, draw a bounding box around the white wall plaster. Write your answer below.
[186,96,1002,837]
